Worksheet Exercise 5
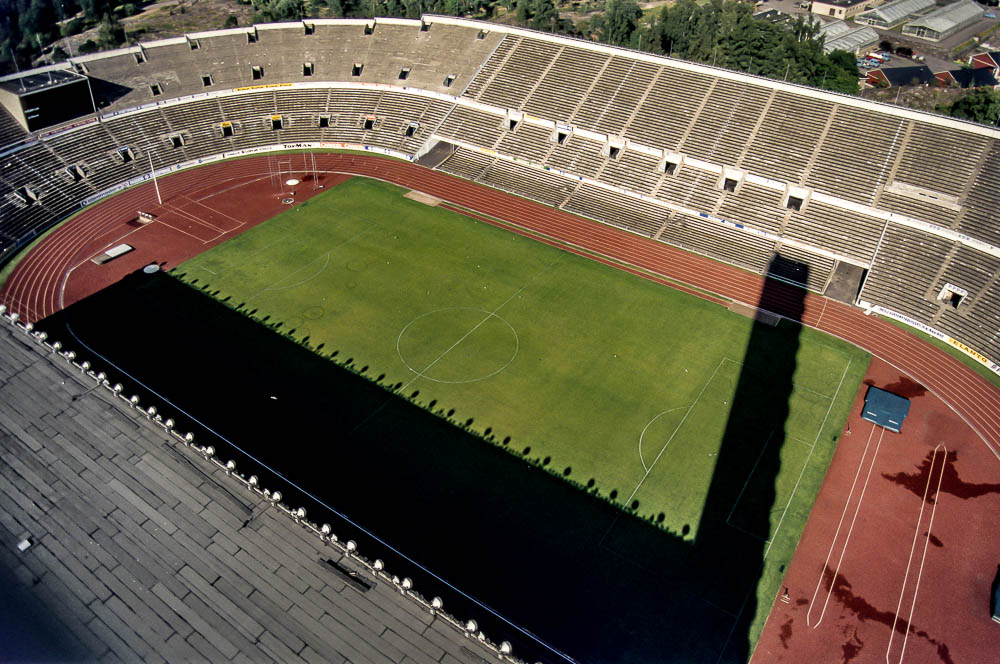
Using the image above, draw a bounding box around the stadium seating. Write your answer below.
[1,15,999,365]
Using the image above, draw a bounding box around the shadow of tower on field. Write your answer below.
[698,254,810,661]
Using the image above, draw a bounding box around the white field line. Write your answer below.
[765,358,853,562]
[623,357,728,507]
[886,443,947,664]
[726,429,775,525]
[808,427,886,629]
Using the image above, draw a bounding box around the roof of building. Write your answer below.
[820,20,854,39]
[871,64,937,86]
[972,50,1000,67]
[823,25,881,53]
[904,0,984,33]
[812,0,870,7]
[857,0,936,25]
[0,323,500,664]
[947,66,999,87]
[0,69,85,96]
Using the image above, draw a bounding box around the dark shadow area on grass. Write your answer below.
[602,255,808,661]
[36,256,808,663]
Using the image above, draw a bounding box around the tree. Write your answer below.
[944,88,1000,126]
[529,0,556,31]
[96,12,123,49]
[599,0,642,47]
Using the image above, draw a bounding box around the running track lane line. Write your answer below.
[885,442,947,664]
[807,423,886,629]
[4,154,1000,454]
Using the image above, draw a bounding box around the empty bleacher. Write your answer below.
[679,81,771,166]
[891,122,991,198]
[860,224,954,321]
[807,106,906,206]
[768,244,834,293]
[658,211,776,274]
[435,105,503,149]
[496,123,555,164]
[436,146,495,181]
[0,106,28,146]
[713,182,785,235]
[738,92,830,185]
[477,38,560,111]
[478,157,577,208]
[959,142,1000,246]
[598,149,663,196]
[623,67,714,150]
[570,57,658,138]
[942,275,1000,362]
[563,184,666,238]
[784,201,883,264]
[521,46,609,121]
[544,134,607,180]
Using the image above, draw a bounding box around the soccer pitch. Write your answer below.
[177,176,869,643]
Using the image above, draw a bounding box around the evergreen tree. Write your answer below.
[600,0,642,47]
[944,88,1000,126]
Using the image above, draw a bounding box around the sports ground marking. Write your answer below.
[714,357,853,664]
[176,194,245,231]
[637,407,689,472]
[396,307,520,384]
[886,442,947,664]
[807,418,885,629]
[723,356,850,546]
[347,255,564,435]
[243,221,377,301]
[248,251,332,300]
[763,357,852,561]
[396,255,561,393]
[159,199,234,235]
[622,357,728,508]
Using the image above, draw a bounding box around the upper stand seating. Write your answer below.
[860,224,954,321]
[622,67,714,151]
[678,81,771,166]
[740,92,831,185]
[569,57,658,138]
[807,105,906,206]
[891,122,991,198]
[959,142,1000,246]
[520,44,609,121]
[0,106,28,147]
[476,38,560,111]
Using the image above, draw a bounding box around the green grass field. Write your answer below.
[177,176,869,649]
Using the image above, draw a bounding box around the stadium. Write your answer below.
[0,14,999,664]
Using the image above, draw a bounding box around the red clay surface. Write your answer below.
[3,152,1000,662]
[755,357,1000,664]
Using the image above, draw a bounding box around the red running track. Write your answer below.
[3,153,1000,458]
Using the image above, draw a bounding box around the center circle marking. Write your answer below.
[396,307,519,384]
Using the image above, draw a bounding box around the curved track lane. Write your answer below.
[3,153,999,457]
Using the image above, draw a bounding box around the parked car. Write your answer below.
[985,12,996,18]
